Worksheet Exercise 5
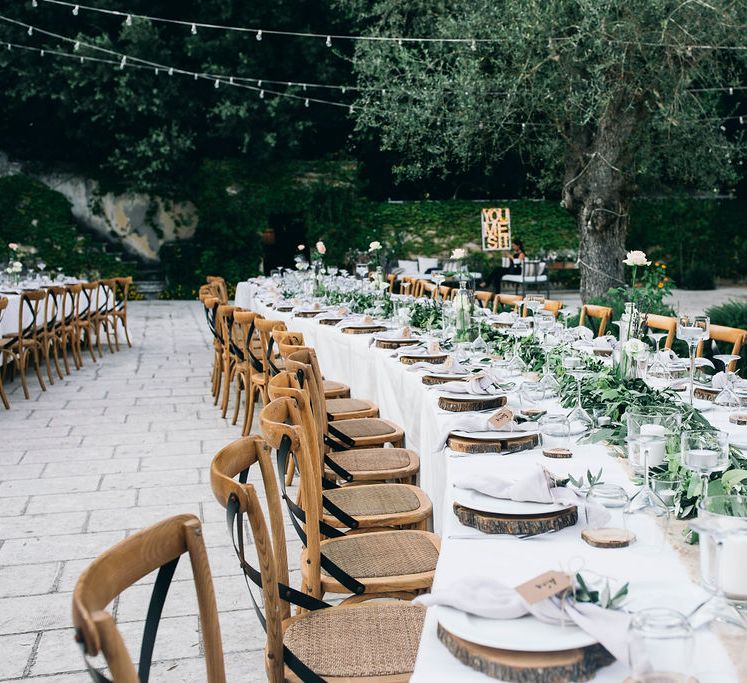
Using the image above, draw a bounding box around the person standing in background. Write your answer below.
[482,238,526,292]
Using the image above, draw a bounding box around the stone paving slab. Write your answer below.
[0,301,282,682]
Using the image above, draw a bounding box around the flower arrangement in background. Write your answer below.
[451,247,467,260]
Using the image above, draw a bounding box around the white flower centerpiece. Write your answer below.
[614,250,652,379]
[450,248,474,342]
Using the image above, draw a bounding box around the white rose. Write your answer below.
[624,338,648,358]
[623,250,650,267]
[8,243,18,250]
[451,248,467,260]
[316,241,326,255]
[368,240,382,252]
[297,244,305,251]
[31,219,38,227]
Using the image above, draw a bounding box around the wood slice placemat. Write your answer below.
[447,431,539,454]
[318,317,343,326]
[437,623,614,683]
[340,325,388,335]
[400,353,449,366]
[374,338,420,350]
[274,305,294,312]
[438,394,507,412]
[453,502,578,536]
[295,310,323,318]
[694,386,718,402]
[422,374,468,386]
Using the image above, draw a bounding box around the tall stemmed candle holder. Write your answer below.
[675,315,710,405]
[680,429,729,502]
[688,495,747,630]
[561,355,594,435]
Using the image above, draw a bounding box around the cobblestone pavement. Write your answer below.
[0,301,294,682]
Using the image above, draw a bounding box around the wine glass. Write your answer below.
[713,353,742,410]
[680,429,729,501]
[538,413,570,449]
[561,355,594,435]
[432,272,445,300]
[676,315,710,405]
[627,608,694,682]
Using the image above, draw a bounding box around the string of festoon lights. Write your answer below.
[2,14,746,126]
[33,0,747,52]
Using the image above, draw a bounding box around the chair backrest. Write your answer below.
[205,276,228,304]
[17,289,45,339]
[203,296,222,344]
[113,276,133,313]
[386,273,396,292]
[259,396,326,602]
[254,318,287,376]
[98,279,116,314]
[521,260,546,278]
[579,304,613,337]
[642,314,677,349]
[438,285,451,300]
[72,514,225,683]
[421,281,437,298]
[474,291,494,308]
[217,305,238,363]
[79,282,99,319]
[519,298,562,318]
[273,330,306,360]
[411,279,426,298]
[697,324,747,369]
[493,293,523,314]
[0,296,7,317]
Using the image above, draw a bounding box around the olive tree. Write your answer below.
[343,0,746,299]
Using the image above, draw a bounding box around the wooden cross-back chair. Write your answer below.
[205,276,228,304]
[521,298,563,319]
[642,314,677,350]
[210,433,427,683]
[579,304,613,337]
[216,304,239,417]
[421,281,438,299]
[474,291,494,309]
[0,296,10,409]
[1,289,47,399]
[697,324,747,371]
[76,282,100,364]
[230,310,265,435]
[72,514,225,683]
[202,296,224,403]
[273,329,350,400]
[55,284,79,375]
[492,293,523,314]
[269,356,420,486]
[437,285,452,300]
[259,397,439,605]
[267,372,430,533]
[89,280,116,357]
[386,273,397,293]
[109,276,134,350]
[39,286,64,384]
[285,348,405,451]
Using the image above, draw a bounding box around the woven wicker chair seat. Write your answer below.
[321,531,439,579]
[323,379,349,395]
[284,602,425,678]
[334,418,397,439]
[324,484,420,516]
[326,398,374,413]
[330,448,412,472]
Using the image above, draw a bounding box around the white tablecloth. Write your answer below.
[242,280,739,682]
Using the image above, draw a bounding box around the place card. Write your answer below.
[488,407,514,429]
[515,571,571,605]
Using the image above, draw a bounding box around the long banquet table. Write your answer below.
[237,280,740,682]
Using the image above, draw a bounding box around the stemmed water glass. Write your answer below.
[432,272,445,300]
[676,315,710,405]
[680,429,729,501]
[625,432,670,517]
[561,355,594,435]
[507,320,531,374]
[713,354,742,410]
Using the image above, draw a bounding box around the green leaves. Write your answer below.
[574,573,629,610]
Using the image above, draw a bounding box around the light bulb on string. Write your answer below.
[258,80,262,87]
[729,87,734,95]
[27,26,33,36]
[168,67,174,76]
[304,98,309,107]
[229,76,234,84]
[72,5,79,15]
[256,30,262,41]
[190,23,197,35]
[125,14,132,26]
[471,39,476,50]
[326,35,332,47]
[31,0,37,7]
[193,72,198,80]
[40,49,45,56]
[740,116,744,125]
[74,41,80,51]
[349,105,354,114]
[119,55,126,69]
[6,43,11,50]
[154,68,159,75]
[214,79,220,88]
[341,86,346,94]
[259,89,265,99]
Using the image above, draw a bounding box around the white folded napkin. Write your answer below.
[453,465,611,528]
[415,576,631,664]
[439,374,499,395]
[569,326,594,342]
[492,312,515,324]
[407,358,470,373]
[593,335,616,350]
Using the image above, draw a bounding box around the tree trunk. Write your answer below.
[561,103,642,302]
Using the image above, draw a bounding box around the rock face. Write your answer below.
[0,152,197,264]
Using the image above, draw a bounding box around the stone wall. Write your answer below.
[0,153,197,264]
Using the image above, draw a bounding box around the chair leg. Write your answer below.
[59,332,71,375]
[242,384,256,436]
[220,357,232,418]
[93,320,104,358]
[86,329,97,363]
[122,315,132,347]
[284,451,296,487]
[42,341,54,385]
[112,316,120,351]
[0,372,8,409]
[231,373,243,425]
[17,351,30,399]
[103,319,115,354]
[52,338,64,380]
[32,346,46,391]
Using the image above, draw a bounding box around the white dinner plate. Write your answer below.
[400,352,446,360]
[424,371,470,379]
[434,605,596,652]
[374,335,420,343]
[452,488,569,516]
[341,322,388,329]
[729,434,747,450]
[439,390,505,400]
[450,427,538,441]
